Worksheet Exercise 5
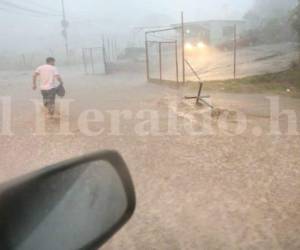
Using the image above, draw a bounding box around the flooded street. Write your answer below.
[0,67,300,249]
[186,42,299,81]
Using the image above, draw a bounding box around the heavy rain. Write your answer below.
[0,0,300,249]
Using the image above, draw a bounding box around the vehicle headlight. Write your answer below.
[197,42,206,49]
[185,43,193,50]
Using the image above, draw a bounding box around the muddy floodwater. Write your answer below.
[0,66,300,250]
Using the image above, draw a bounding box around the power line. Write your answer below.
[0,0,61,16]
[18,0,61,14]
[0,1,100,21]
[0,1,111,22]
[0,6,59,19]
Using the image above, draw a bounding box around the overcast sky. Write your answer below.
[0,0,254,53]
[61,0,253,24]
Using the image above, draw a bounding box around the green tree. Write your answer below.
[290,0,300,41]
[244,0,298,44]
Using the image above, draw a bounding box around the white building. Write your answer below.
[177,20,247,46]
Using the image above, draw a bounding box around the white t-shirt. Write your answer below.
[35,64,59,90]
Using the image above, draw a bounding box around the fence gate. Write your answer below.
[82,47,107,75]
[146,40,179,83]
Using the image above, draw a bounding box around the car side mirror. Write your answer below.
[0,150,136,250]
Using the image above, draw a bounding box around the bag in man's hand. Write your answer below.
[56,84,65,98]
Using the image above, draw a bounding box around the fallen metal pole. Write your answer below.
[184,59,213,108]
[185,59,201,81]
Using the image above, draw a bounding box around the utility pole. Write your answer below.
[61,0,69,57]
[181,12,186,84]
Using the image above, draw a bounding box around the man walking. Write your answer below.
[32,57,64,115]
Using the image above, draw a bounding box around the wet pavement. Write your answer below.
[0,67,299,249]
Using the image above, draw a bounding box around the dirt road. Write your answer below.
[0,67,299,249]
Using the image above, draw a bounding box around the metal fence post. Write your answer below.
[233,24,237,80]
[175,41,179,83]
[181,12,186,84]
[145,33,150,81]
[102,36,108,74]
[90,48,95,74]
[159,42,162,83]
[82,48,88,74]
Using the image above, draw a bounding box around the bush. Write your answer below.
[290,60,300,69]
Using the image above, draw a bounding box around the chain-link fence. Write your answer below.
[183,24,299,81]
[145,22,299,83]
[145,27,184,83]
[82,47,106,75]
[147,41,179,83]
[0,48,86,71]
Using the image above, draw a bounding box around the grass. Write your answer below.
[188,67,300,97]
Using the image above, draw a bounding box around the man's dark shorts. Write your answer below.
[41,88,56,113]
